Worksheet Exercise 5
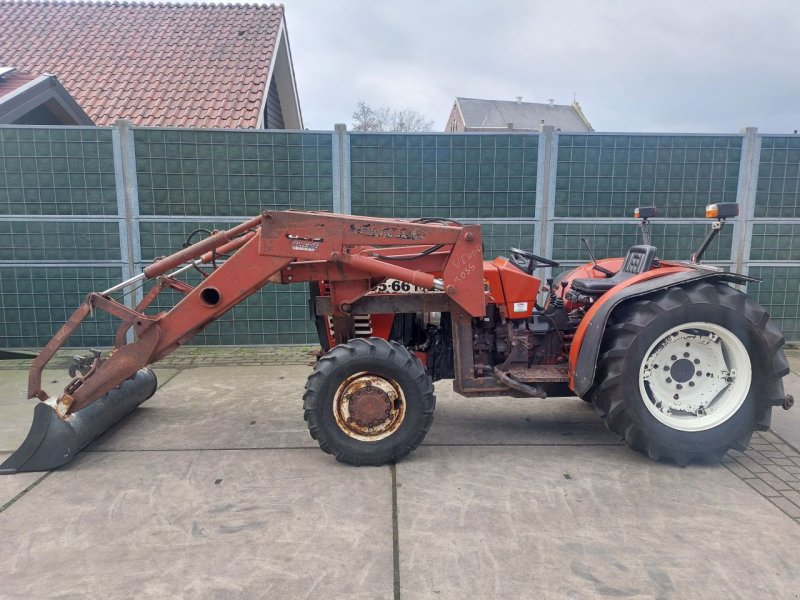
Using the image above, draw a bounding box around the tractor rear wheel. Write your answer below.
[592,281,787,465]
[303,337,435,466]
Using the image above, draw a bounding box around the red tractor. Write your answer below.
[1,203,792,474]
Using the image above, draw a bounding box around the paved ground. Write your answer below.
[1,347,800,599]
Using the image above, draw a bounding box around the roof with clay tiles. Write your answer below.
[0,0,287,128]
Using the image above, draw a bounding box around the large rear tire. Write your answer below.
[591,281,788,465]
[303,337,435,466]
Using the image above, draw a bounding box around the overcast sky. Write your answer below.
[282,0,800,133]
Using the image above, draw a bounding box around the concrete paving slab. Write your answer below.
[397,446,800,599]
[0,454,46,507]
[785,348,800,376]
[425,382,616,447]
[772,373,800,452]
[93,370,616,454]
[0,449,393,600]
[0,369,75,452]
[90,365,315,452]
[0,369,178,453]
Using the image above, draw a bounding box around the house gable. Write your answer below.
[444,101,464,132]
[0,71,93,125]
[256,19,302,130]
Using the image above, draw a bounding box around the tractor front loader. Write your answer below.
[1,205,793,473]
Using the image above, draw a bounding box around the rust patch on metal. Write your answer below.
[333,372,406,441]
[55,393,74,417]
[349,384,392,428]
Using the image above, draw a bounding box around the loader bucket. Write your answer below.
[0,368,157,474]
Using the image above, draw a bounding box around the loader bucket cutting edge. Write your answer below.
[0,368,157,475]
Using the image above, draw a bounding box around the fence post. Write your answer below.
[332,123,351,214]
[535,125,556,261]
[734,126,760,274]
[111,120,143,308]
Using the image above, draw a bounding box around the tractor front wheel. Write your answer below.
[592,281,787,465]
[303,337,435,466]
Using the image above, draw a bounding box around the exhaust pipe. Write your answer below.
[0,368,157,474]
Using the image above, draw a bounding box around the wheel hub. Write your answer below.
[333,372,406,441]
[669,358,695,383]
[639,323,751,432]
[348,385,392,428]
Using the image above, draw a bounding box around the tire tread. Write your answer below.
[303,337,435,466]
[592,282,785,465]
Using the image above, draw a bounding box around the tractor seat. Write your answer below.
[571,245,658,295]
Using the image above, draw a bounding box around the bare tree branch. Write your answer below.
[351,101,433,132]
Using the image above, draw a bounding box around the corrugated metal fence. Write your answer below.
[1,123,798,347]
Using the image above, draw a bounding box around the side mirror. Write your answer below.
[633,206,658,246]
[692,203,739,263]
[634,206,658,219]
[705,203,738,219]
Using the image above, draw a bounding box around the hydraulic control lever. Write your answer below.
[581,238,614,277]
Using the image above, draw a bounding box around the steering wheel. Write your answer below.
[509,247,560,275]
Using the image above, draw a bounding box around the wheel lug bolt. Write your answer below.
[676,384,683,390]
[673,394,680,399]
[689,381,695,387]
[683,352,690,358]
[671,355,677,361]
[663,366,670,371]
[666,377,672,383]
[696,371,702,377]
[693,359,700,365]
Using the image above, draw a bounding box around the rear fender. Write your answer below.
[570,269,757,397]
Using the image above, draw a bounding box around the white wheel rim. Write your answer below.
[638,321,752,432]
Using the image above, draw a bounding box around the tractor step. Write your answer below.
[506,365,570,383]
[0,368,157,474]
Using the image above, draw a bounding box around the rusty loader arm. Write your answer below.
[2,211,484,473]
